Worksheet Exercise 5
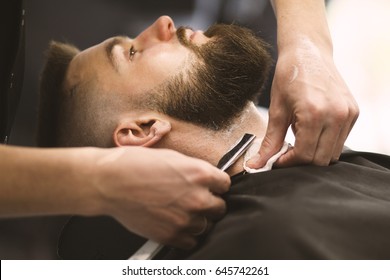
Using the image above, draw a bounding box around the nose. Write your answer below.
[135,16,176,46]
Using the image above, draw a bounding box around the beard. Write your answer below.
[145,23,272,130]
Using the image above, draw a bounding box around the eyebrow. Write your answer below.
[105,36,128,72]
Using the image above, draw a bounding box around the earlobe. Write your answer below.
[113,118,171,147]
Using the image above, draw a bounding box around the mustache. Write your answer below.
[176,25,218,49]
[176,24,242,47]
[176,26,194,48]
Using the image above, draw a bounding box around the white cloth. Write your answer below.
[243,139,289,173]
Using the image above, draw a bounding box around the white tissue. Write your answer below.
[243,139,289,173]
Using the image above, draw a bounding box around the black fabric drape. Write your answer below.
[58,151,390,260]
[187,151,390,259]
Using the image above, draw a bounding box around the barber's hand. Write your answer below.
[92,147,230,249]
[249,42,359,167]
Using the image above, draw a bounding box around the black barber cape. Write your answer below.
[188,150,390,259]
[58,150,390,259]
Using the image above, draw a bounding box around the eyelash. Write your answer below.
[129,46,137,60]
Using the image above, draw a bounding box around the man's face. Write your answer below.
[65,16,210,101]
[65,15,271,132]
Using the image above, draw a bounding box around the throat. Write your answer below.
[160,102,267,175]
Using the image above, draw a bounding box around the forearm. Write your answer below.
[0,145,100,217]
[0,145,230,248]
[270,0,332,53]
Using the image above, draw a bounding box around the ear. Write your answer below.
[113,117,171,147]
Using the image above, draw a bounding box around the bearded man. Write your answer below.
[39,16,390,260]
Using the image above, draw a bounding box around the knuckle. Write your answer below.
[303,104,326,125]
[351,101,360,115]
[186,191,209,212]
[293,147,315,164]
[221,176,231,190]
[175,215,191,229]
[300,154,315,164]
[333,106,349,120]
[201,168,215,182]
[159,222,187,245]
[332,99,360,124]
[351,104,360,121]
[191,164,214,184]
[305,99,324,114]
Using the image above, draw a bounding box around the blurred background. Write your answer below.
[1,0,389,259]
[327,0,390,155]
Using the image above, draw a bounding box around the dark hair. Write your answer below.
[37,41,79,147]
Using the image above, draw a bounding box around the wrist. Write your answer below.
[40,146,105,217]
[278,33,333,59]
[70,147,111,217]
[81,147,142,218]
[273,0,333,55]
[277,34,333,65]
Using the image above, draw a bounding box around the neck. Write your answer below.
[157,103,267,176]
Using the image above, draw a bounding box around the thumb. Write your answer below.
[247,116,289,168]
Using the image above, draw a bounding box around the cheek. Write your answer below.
[116,46,193,96]
[139,46,191,84]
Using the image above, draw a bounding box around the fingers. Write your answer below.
[261,41,360,168]
[163,216,209,249]
[247,109,289,169]
[163,196,221,250]
[332,101,360,160]
[203,194,227,220]
[172,190,225,249]
[187,216,211,236]
[277,102,359,167]
[165,217,213,249]
[208,170,231,195]
[176,215,214,249]
[187,188,227,220]
[279,126,339,167]
[193,163,231,195]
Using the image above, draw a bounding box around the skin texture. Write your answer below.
[248,0,359,167]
